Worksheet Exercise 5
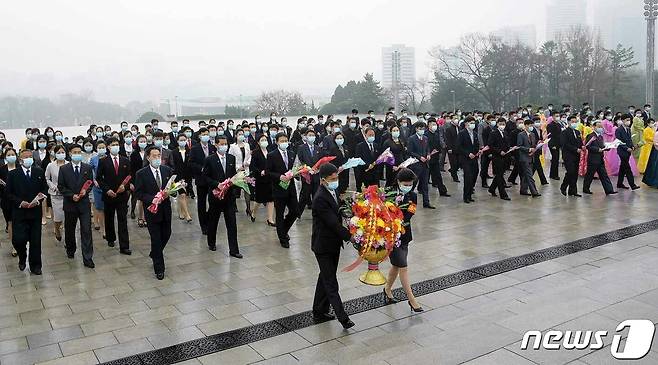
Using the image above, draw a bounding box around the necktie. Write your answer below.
[26,169,30,179]
[309,144,313,155]
[75,165,80,180]
[155,168,162,188]
[330,190,337,203]
[203,144,208,157]
[282,151,288,169]
[113,157,119,175]
[220,155,226,174]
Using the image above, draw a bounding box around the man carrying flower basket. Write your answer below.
[311,163,355,330]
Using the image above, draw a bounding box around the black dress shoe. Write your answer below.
[463,199,471,204]
[340,319,355,329]
[423,205,436,209]
[570,193,582,197]
[606,191,618,195]
[489,192,498,197]
[31,268,42,275]
[469,198,475,202]
[541,182,550,186]
[67,253,74,259]
[156,272,165,280]
[107,241,115,247]
[18,262,26,271]
[501,196,511,201]
[230,252,243,259]
[208,245,217,251]
[312,312,336,321]
[618,185,629,189]
[560,189,567,196]
[583,190,593,194]
[505,185,513,188]
[520,192,531,196]
[631,185,641,190]
[550,177,560,180]
[532,193,541,197]
[280,241,290,248]
[440,193,451,197]
[119,249,132,255]
[83,260,95,269]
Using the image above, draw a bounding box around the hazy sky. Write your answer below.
[3,0,592,104]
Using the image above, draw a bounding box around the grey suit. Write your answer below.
[517,131,538,195]
[57,162,94,263]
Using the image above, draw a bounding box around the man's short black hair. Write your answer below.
[396,167,416,183]
[146,145,160,157]
[319,163,338,179]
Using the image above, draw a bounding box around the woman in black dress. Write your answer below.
[383,125,407,187]
[383,168,423,312]
[322,132,349,196]
[0,148,17,257]
[171,133,193,222]
[249,134,275,226]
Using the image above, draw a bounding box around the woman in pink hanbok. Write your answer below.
[602,117,621,176]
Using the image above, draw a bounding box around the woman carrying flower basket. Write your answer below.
[383,168,424,312]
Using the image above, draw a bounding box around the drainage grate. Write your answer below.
[101,219,658,365]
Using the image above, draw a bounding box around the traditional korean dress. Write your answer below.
[639,126,655,173]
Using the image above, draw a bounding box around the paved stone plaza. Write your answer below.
[0,178,657,365]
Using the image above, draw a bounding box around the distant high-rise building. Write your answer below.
[492,25,537,49]
[546,0,587,42]
[593,0,646,69]
[382,44,416,89]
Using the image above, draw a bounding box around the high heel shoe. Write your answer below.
[383,288,399,304]
[267,220,276,227]
[408,301,424,313]
[250,215,256,223]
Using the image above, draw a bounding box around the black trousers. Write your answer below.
[480,153,491,182]
[64,208,93,263]
[411,164,430,206]
[354,168,364,192]
[12,215,41,270]
[532,154,548,184]
[104,202,129,249]
[508,155,519,183]
[583,162,614,194]
[313,252,348,322]
[519,160,538,195]
[207,201,239,254]
[298,179,319,217]
[429,163,448,195]
[550,147,561,179]
[147,217,171,274]
[617,155,636,187]
[447,151,460,181]
[274,194,298,243]
[489,157,509,198]
[196,184,209,232]
[461,157,479,201]
[561,159,579,194]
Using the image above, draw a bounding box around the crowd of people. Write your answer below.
[0,103,657,326]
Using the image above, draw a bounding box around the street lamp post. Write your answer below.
[450,90,456,112]
[589,88,596,111]
[515,89,520,108]
[645,0,658,106]
[174,96,178,119]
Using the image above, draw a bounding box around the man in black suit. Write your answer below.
[546,113,563,180]
[311,163,354,329]
[267,132,298,248]
[615,115,640,190]
[583,121,616,195]
[560,116,583,197]
[297,129,321,218]
[444,118,461,182]
[57,145,95,267]
[204,135,241,258]
[189,128,216,235]
[517,120,541,197]
[355,128,380,191]
[135,146,173,280]
[6,149,48,274]
[487,118,510,200]
[456,117,480,203]
[479,115,495,187]
[406,122,434,208]
[96,137,132,254]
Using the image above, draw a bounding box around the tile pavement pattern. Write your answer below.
[0,178,656,364]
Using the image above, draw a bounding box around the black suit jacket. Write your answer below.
[203,153,238,205]
[456,129,479,158]
[311,186,351,254]
[547,121,563,148]
[560,128,583,162]
[96,154,132,204]
[58,163,93,213]
[615,126,634,158]
[190,143,216,186]
[297,143,321,183]
[444,124,459,150]
[266,148,296,199]
[487,129,509,158]
[135,165,173,223]
[130,149,147,178]
[6,166,48,220]
[585,132,606,165]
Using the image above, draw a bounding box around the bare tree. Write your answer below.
[254,90,307,115]
[399,78,430,112]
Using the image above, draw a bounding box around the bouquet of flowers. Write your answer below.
[147,175,187,214]
[341,185,406,285]
[79,180,93,195]
[279,164,311,189]
[340,157,366,171]
[312,156,336,171]
[399,157,419,169]
[366,148,395,171]
[212,170,256,200]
